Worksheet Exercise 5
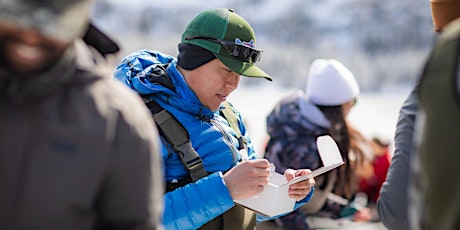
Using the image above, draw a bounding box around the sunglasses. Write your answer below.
[185,36,262,63]
[353,98,358,106]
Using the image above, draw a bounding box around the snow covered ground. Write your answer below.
[228,85,407,156]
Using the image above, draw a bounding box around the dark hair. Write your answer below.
[317,104,353,198]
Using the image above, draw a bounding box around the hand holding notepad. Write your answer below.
[234,135,344,217]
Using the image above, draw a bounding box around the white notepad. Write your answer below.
[234,135,344,217]
[280,135,344,187]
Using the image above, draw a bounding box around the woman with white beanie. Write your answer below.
[263,59,373,229]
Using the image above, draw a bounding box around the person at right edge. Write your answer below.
[415,0,460,229]
[377,0,460,229]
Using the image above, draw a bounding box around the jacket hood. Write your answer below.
[266,90,331,139]
[82,22,120,56]
[114,50,215,119]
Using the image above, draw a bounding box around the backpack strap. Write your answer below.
[220,101,248,160]
[134,64,206,182]
[146,99,208,182]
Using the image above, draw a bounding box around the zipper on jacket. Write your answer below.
[210,118,238,163]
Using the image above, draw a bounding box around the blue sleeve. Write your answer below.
[163,172,235,230]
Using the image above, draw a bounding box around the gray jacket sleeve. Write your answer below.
[377,85,419,230]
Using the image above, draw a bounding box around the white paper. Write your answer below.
[234,135,344,217]
[317,135,344,165]
[280,135,344,187]
[280,162,344,187]
[234,171,296,217]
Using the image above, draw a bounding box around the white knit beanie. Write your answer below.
[305,59,360,106]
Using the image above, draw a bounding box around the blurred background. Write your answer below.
[90,0,434,154]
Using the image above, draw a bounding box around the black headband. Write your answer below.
[177,43,216,70]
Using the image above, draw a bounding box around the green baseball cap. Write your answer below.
[0,0,92,42]
[182,8,272,81]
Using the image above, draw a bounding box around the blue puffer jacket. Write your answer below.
[114,50,313,229]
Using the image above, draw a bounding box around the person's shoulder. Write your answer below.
[80,71,153,126]
[438,18,460,43]
[97,78,150,113]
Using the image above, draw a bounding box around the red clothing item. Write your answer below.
[359,150,391,203]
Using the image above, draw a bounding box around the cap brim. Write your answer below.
[215,53,272,81]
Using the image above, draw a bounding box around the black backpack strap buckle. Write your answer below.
[153,106,208,182]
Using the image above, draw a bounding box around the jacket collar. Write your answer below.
[0,39,109,105]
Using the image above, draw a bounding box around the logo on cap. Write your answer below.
[235,38,256,49]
